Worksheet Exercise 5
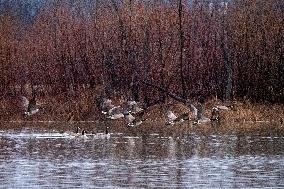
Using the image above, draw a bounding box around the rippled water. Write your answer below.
[0,127,283,188]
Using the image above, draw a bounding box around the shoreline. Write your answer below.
[1,118,283,136]
[1,93,284,135]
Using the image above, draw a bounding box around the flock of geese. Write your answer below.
[63,126,110,140]
[99,96,230,127]
[100,98,145,127]
[20,94,231,139]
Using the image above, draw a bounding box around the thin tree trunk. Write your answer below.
[178,0,187,99]
[142,22,151,107]
[221,12,232,101]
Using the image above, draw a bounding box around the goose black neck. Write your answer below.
[76,127,80,134]
[82,130,86,135]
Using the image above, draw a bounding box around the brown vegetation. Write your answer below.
[0,1,283,129]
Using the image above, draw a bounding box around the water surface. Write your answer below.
[0,126,283,188]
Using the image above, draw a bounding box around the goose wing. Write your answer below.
[167,111,177,122]
[20,96,29,110]
[27,97,37,112]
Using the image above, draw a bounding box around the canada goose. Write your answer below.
[81,129,89,139]
[211,107,220,121]
[92,126,110,139]
[105,126,109,135]
[103,126,111,139]
[82,130,86,134]
[76,126,80,134]
[101,98,115,115]
[214,105,229,111]
[100,126,110,138]
[166,110,178,125]
[23,96,39,116]
[196,102,204,121]
[127,100,143,114]
[107,106,124,119]
[194,117,211,124]
[165,111,188,125]
[62,126,81,138]
[124,111,143,127]
[210,105,230,122]
[185,100,198,119]
[193,97,210,124]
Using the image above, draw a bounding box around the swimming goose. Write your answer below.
[76,126,80,134]
[105,126,109,135]
[92,126,110,139]
[124,111,143,127]
[23,96,39,116]
[103,126,111,139]
[81,129,89,139]
[63,126,81,138]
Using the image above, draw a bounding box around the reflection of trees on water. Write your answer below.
[1,131,284,188]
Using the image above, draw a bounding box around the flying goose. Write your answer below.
[193,96,210,124]
[165,111,188,125]
[107,106,124,119]
[127,100,143,114]
[101,98,115,115]
[166,110,178,125]
[124,111,143,127]
[22,96,39,116]
[214,105,230,111]
[211,107,220,121]
[210,105,230,122]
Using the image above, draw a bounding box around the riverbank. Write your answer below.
[1,90,283,135]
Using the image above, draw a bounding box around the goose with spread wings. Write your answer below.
[21,95,39,116]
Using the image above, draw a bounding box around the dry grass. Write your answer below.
[0,89,283,134]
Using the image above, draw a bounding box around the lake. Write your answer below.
[0,124,283,188]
